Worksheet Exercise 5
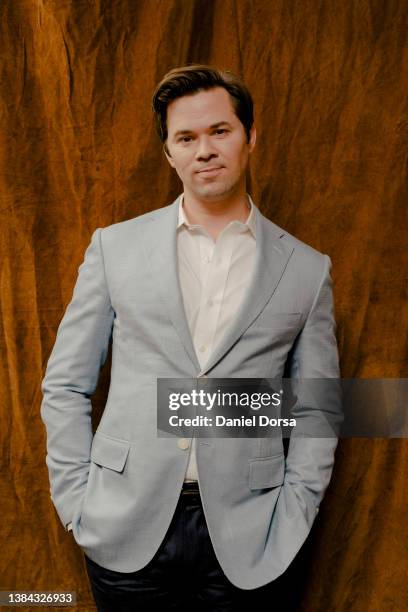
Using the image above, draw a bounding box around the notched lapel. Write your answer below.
[200,210,294,375]
[137,195,201,373]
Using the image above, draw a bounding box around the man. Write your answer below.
[41,65,341,611]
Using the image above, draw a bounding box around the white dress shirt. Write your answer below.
[177,193,257,481]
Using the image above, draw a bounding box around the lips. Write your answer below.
[196,166,224,175]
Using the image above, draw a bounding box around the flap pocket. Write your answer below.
[248,454,285,490]
[91,433,130,473]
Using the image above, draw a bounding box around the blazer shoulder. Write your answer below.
[264,215,329,265]
[260,215,331,289]
[98,202,173,242]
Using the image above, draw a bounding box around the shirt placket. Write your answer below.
[193,229,234,370]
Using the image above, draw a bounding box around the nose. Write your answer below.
[195,135,218,162]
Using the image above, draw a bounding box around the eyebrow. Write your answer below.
[173,121,233,139]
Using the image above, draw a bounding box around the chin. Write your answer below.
[198,190,230,201]
[195,182,236,200]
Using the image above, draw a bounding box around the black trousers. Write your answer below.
[84,483,300,611]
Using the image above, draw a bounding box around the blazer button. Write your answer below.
[177,438,190,450]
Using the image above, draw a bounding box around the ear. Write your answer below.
[163,143,176,168]
[248,125,256,153]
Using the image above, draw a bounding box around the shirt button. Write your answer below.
[177,438,189,450]
[208,299,214,307]
[199,345,207,352]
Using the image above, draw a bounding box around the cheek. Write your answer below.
[170,159,189,178]
[177,155,194,175]
[238,148,249,169]
[167,147,192,172]
[222,142,248,169]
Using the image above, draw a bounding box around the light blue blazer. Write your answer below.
[40,194,341,589]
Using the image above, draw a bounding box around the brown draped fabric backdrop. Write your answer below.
[0,0,407,610]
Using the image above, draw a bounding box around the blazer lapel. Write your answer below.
[138,194,202,373]
[199,207,294,375]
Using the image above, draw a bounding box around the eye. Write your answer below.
[214,129,227,135]
[178,136,193,143]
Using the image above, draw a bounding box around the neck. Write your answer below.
[182,190,250,235]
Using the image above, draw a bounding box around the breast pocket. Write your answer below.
[248,454,285,490]
[255,312,301,329]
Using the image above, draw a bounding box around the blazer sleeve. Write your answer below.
[282,254,343,527]
[40,228,115,530]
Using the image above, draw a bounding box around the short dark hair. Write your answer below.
[151,64,254,150]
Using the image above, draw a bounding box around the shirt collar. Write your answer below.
[177,193,256,238]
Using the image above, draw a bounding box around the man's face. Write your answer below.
[164,87,256,202]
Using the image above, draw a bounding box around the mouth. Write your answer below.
[196,166,224,177]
